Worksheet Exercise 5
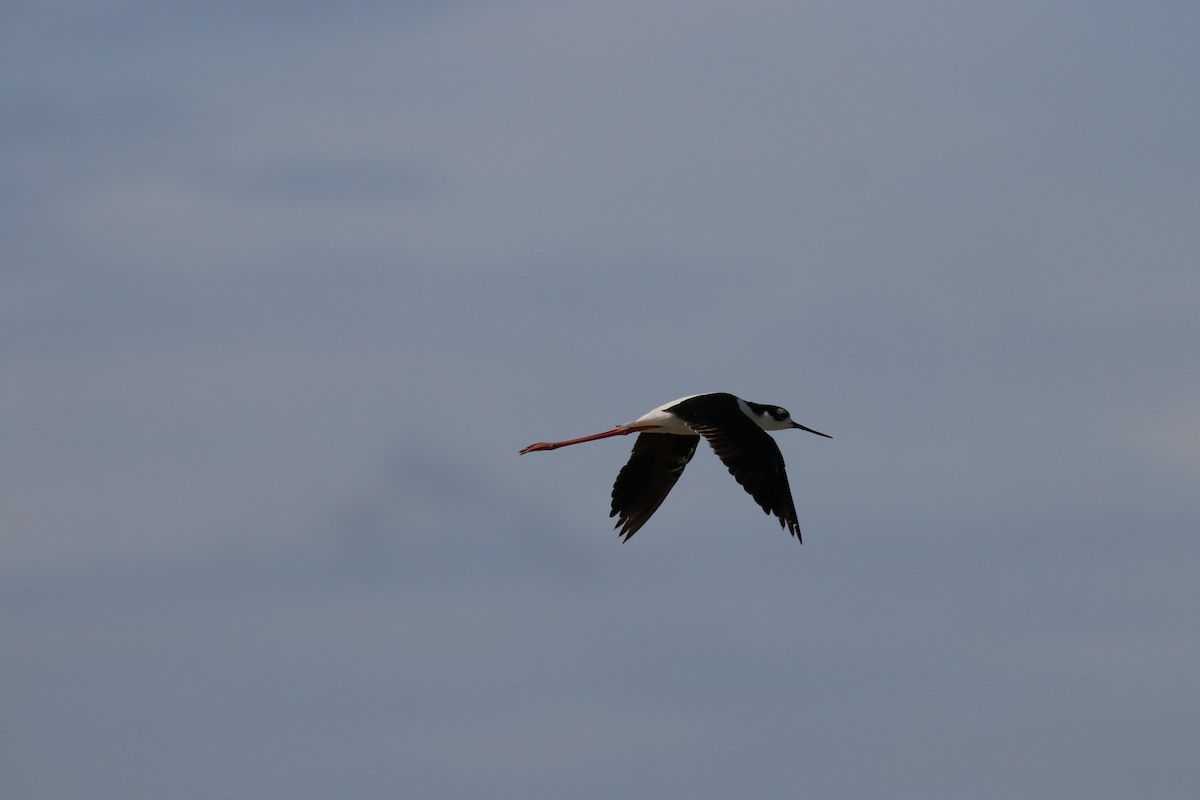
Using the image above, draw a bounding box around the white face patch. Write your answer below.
[738,398,799,431]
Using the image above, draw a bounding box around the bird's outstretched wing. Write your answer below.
[610,433,700,541]
[669,393,802,540]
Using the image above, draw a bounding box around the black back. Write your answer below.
[667,393,803,540]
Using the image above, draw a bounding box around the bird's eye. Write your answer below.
[775,407,790,420]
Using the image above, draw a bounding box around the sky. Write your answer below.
[4,1,1200,797]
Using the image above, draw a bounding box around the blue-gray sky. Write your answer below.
[4,2,1199,798]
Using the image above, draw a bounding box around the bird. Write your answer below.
[519,392,830,542]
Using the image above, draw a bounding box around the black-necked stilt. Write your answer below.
[520,392,830,541]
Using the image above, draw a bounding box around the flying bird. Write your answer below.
[519,392,830,541]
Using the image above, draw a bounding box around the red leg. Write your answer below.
[519,425,659,454]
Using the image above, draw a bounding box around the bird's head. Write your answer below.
[758,404,832,438]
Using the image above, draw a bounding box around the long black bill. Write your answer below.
[792,421,832,438]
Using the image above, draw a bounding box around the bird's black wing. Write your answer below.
[610,433,700,541]
[669,393,802,540]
